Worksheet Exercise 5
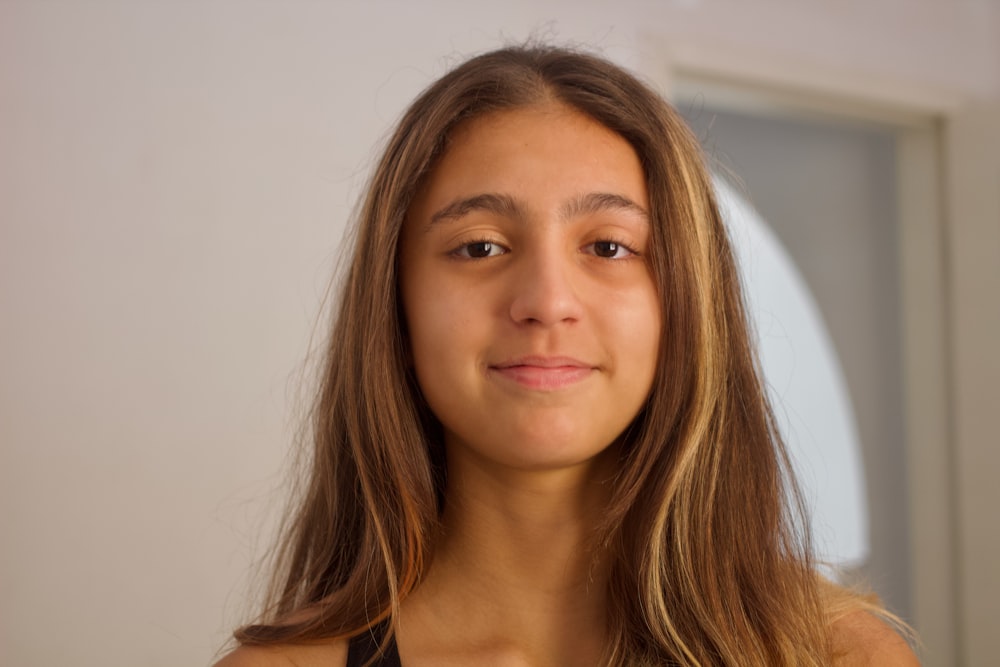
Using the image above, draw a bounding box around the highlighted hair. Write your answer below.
[236,44,874,665]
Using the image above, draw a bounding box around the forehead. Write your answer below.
[443,101,633,163]
[410,102,648,218]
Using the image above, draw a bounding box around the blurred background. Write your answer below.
[2,2,997,665]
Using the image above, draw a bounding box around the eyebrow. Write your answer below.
[428,191,649,226]
[430,193,523,224]
[563,192,649,223]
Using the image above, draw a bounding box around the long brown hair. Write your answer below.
[236,44,847,665]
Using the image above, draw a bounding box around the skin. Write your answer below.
[215,101,921,667]
[394,102,660,666]
[399,103,661,479]
[831,611,922,666]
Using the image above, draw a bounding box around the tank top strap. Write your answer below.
[345,622,401,667]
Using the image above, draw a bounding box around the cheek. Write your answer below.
[401,267,477,383]
[612,284,662,391]
[399,252,432,343]
[405,287,455,351]
[643,294,664,352]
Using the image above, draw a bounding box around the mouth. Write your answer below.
[489,356,596,391]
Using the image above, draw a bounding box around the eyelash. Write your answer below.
[448,236,640,261]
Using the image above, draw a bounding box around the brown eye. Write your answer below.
[453,240,507,259]
[587,240,634,259]
[593,241,620,258]
[468,242,495,258]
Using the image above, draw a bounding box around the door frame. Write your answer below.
[629,33,976,666]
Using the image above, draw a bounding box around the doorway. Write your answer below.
[675,97,911,618]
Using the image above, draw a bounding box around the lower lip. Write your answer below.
[490,365,593,390]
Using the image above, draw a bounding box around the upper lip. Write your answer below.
[491,355,594,369]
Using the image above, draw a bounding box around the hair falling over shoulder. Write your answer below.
[233,44,896,665]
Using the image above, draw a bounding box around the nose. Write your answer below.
[507,244,583,326]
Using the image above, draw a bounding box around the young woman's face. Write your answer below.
[399,103,661,475]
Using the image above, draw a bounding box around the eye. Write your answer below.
[586,240,637,259]
[452,240,508,259]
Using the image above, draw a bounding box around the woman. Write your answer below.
[218,45,918,666]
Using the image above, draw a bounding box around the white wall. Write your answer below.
[2,2,997,665]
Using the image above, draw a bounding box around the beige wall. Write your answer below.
[2,1,997,665]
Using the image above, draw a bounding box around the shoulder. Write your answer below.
[213,638,350,667]
[830,610,921,666]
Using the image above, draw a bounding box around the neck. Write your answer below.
[441,457,612,599]
[399,449,616,666]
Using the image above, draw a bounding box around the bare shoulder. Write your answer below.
[831,610,920,666]
[213,638,349,667]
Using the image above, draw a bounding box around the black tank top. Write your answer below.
[345,624,402,667]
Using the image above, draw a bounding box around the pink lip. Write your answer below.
[489,356,595,391]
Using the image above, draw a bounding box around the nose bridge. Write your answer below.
[508,235,582,325]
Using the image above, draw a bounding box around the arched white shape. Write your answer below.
[714,175,870,569]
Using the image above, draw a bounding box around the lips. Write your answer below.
[489,356,595,391]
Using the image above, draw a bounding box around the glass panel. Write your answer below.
[679,102,910,619]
